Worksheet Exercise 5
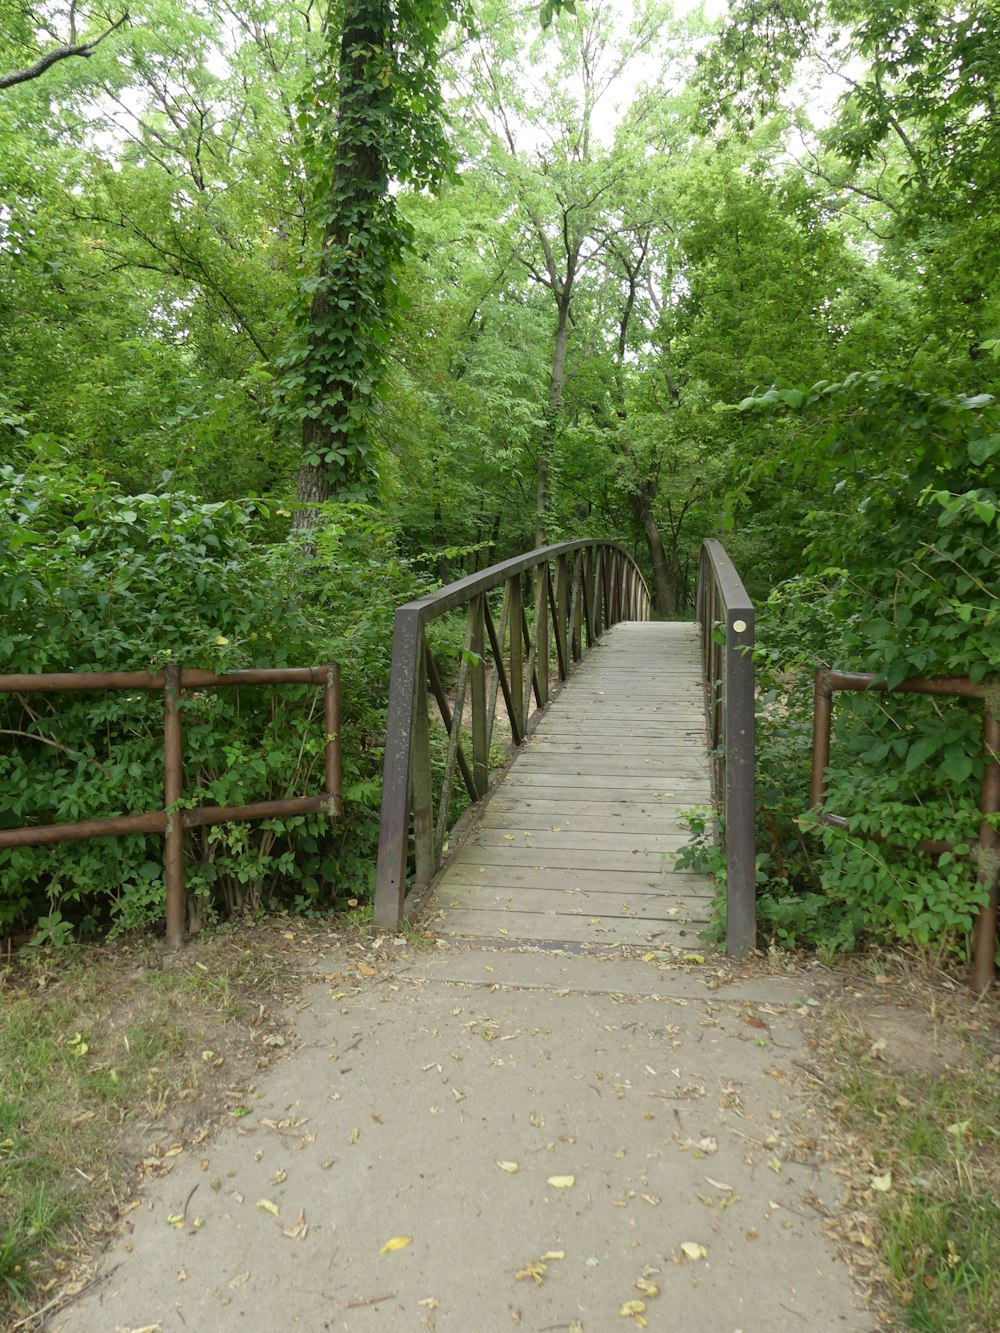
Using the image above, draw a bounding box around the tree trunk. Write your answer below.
[628,482,675,617]
[293,0,391,531]
[535,291,572,547]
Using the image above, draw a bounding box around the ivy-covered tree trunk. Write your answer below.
[293,0,394,529]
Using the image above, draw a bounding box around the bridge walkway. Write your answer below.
[423,620,715,952]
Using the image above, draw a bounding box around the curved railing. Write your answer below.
[696,540,756,955]
[373,540,651,928]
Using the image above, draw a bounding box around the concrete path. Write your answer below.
[51,943,875,1333]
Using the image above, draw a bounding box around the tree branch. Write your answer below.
[0,11,130,92]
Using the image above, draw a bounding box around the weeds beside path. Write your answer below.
[0,918,341,1326]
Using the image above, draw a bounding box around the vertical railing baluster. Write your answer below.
[509,573,524,735]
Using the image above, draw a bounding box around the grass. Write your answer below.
[0,922,304,1322]
[813,966,1000,1333]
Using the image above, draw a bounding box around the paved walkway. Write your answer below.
[51,944,874,1332]
[49,622,875,1331]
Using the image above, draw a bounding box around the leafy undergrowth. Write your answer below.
[0,918,333,1326]
[802,955,1000,1333]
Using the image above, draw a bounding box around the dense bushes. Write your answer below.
[0,444,425,939]
[731,378,999,957]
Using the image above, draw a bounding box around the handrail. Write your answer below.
[696,540,756,954]
[0,665,342,950]
[373,540,651,928]
[811,667,999,991]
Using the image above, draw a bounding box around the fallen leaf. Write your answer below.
[541,1250,565,1261]
[497,1161,520,1173]
[417,1297,439,1309]
[229,1272,251,1289]
[515,1259,547,1286]
[681,1241,708,1261]
[379,1235,413,1254]
[357,962,377,977]
[282,1209,309,1239]
[635,1277,660,1297]
[547,1175,575,1189]
[256,1199,279,1217]
[166,1214,184,1229]
[620,1299,647,1322]
[870,1172,893,1192]
[706,1177,734,1192]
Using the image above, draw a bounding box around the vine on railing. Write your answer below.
[373,541,651,928]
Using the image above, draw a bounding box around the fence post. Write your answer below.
[163,664,185,952]
[725,607,755,956]
[374,607,421,929]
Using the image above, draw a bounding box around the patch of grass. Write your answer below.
[0,921,305,1322]
[816,977,1000,1333]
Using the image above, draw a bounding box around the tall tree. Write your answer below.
[285,0,455,529]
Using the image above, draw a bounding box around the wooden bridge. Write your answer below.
[373,540,756,955]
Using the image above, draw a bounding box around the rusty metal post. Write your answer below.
[811,669,833,810]
[324,667,342,816]
[555,554,569,678]
[508,574,524,735]
[971,706,999,991]
[470,594,488,797]
[725,606,756,956]
[163,664,185,952]
[537,563,550,708]
[374,606,421,929]
[410,639,434,892]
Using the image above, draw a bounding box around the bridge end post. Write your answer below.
[374,608,421,930]
[725,606,756,956]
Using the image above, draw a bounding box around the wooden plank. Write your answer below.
[466,829,691,852]
[450,844,695,871]
[475,809,694,834]
[439,885,711,921]
[435,909,702,947]
[441,865,713,894]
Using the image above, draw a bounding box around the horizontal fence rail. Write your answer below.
[811,668,999,991]
[696,540,756,955]
[0,665,342,950]
[373,540,651,929]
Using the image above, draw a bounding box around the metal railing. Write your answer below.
[811,668,999,990]
[696,540,756,955]
[373,540,651,929]
[0,665,342,950]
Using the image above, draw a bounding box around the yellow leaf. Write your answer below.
[541,1250,565,1261]
[682,953,705,964]
[497,1161,520,1173]
[214,635,229,645]
[282,1209,309,1239]
[870,1172,893,1192]
[229,1272,250,1289]
[166,1214,184,1229]
[256,1199,280,1216]
[681,1241,708,1261]
[547,1175,575,1189]
[635,1277,660,1297]
[620,1299,647,1316]
[379,1235,413,1254]
[515,1260,547,1285]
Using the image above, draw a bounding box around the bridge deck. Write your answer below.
[425,620,716,951]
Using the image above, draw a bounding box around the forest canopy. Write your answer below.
[1,1,997,955]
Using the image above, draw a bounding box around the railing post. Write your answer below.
[725,604,756,956]
[374,606,421,929]
[536,563,549,707]
[509,574,524,734]
[410,638,434,891]
[555,554,569,678]
[470,594,488,797]
[163,664,185,952]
